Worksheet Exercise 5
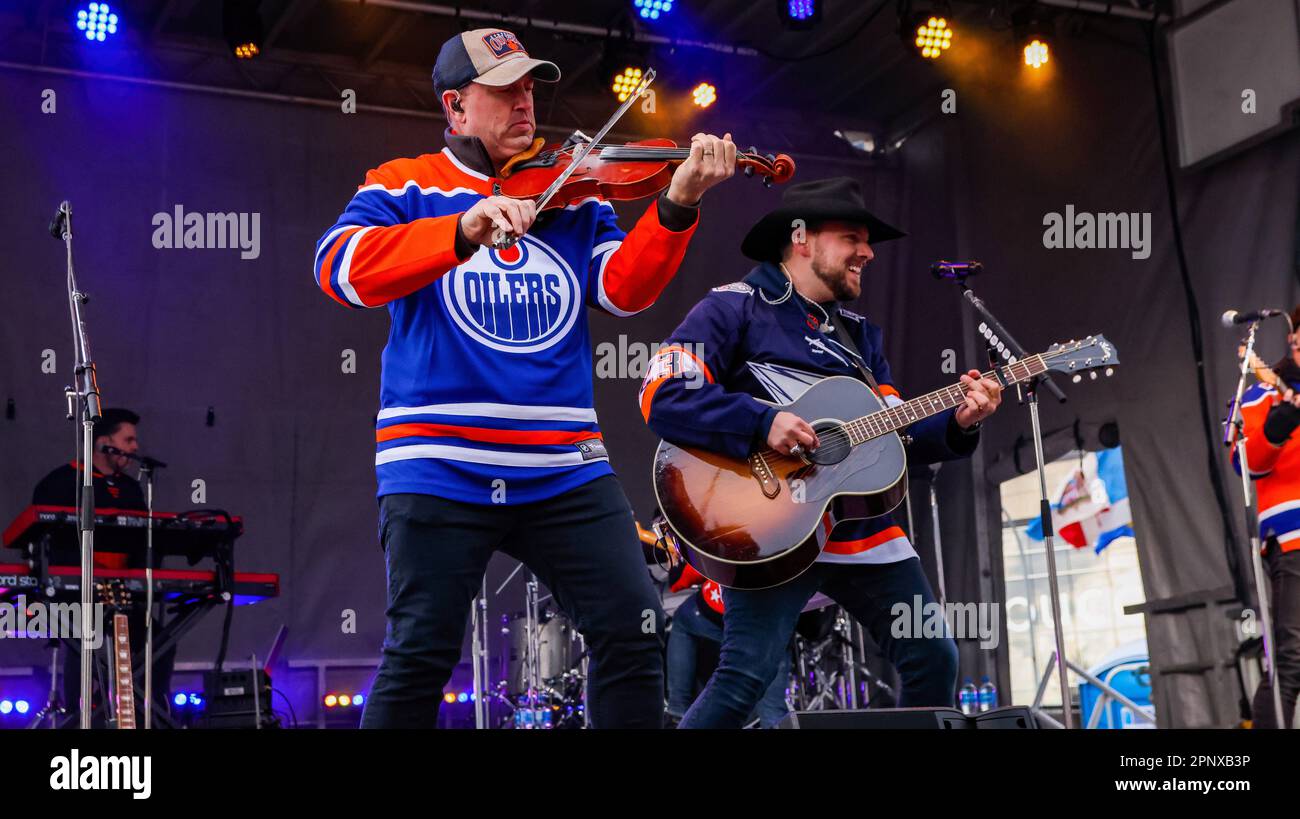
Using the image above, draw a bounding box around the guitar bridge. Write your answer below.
[749,452,781,499]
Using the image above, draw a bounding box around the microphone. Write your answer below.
[1221,308,1286,327]
[49,201,70,240]
[100,445,168,469]
[931,260,983,279]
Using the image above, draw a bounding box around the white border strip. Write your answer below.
[377,402,598,423]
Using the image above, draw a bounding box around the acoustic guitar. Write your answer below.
[653,335,1119,589]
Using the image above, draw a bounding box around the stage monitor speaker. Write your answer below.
[777,707,970,729]
[777,705,1039,729]
[972,706,1038,729]
[200,668,276,729]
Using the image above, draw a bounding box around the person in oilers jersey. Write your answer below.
[314,27,735,728]
[640,177,1003,728]
[1231,305,1300,729]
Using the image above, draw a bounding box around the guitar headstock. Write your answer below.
[95,578,133,612]
[1041,334,1120,383]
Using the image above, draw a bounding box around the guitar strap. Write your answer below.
[827,310,885,399]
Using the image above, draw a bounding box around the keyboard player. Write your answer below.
[30,407,177,725]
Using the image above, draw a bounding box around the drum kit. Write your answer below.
[470,519,894,728]
[469,563,588,729]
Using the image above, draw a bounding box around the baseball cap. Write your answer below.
[433,28,561,95]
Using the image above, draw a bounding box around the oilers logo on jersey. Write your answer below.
[442,237,581,353]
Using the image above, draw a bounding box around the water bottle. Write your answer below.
[977,676,998,712]
[959,678,978,715]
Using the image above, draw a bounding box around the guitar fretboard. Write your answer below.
[845,354,1048,445]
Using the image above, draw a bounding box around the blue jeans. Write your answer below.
[666,594,790,728]
[359,476,666,729]
[680,557,957,729]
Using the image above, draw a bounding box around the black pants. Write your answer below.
[680,557,957,728]
[1252,546,1300,729]
[359,475,666,729]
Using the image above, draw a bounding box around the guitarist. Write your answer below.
[1232,306,1300,728]
[639,177,1002,727]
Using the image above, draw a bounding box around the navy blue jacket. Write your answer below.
[640,261,979,563]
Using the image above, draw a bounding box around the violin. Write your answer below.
[484,67,795,248]
[494,136,796,206]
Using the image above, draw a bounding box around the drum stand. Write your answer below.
[493,561,551,729]
[793,607,893,710]
[469,579,490,729]
[521,573,544,727]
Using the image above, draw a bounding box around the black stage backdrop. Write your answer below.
[1,27,1297,726]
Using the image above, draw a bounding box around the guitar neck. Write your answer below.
[113,612,136,730]
[845,354,1049,444]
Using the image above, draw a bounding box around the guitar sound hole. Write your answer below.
[807,421,851,465]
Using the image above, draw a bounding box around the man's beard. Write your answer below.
[811,253,859,302]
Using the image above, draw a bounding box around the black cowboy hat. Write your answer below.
[740,176,906,262]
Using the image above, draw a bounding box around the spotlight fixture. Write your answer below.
[611,67,645,103]
[691,82,717,108]
[778,0,820,30]
[75,3,119,43]
[900,1,954,60]
[1024,37,1049,69]
[633,0,674,20]
[1013,5,1053,71]
[222,0,263,59]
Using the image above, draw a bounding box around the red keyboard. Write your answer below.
[3,505,243,553]
[0,563,279,604]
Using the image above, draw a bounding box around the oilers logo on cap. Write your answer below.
[482,30,525,60]
[433,27,560,93]
[442,237,580,354]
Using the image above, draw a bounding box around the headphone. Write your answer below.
[449,93,464,114]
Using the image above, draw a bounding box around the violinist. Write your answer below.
[313,27,736,729]
[1233,306,1300,729]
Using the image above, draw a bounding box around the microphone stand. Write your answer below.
[946,271,1075,727]
[138,457,161,729]
[53,201,102,730]
[1225,321,1286,729]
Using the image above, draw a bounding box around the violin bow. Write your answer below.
[492,68,658,250]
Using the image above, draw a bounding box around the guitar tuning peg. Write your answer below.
[763,177,773,188]
[1073,374,1082,383]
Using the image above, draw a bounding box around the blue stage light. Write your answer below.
[174,692,188,706]
[456,692,468,703]
[0,701,12,715]
[779,0,820,29]
[353,693,365,706]
[15,700,29,714]
[76,3,118,43]
[634,0,673,20]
